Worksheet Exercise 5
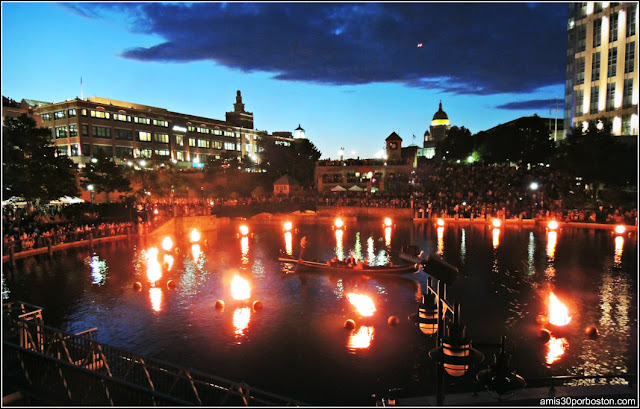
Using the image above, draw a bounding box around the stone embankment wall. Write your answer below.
[149,216,231,237]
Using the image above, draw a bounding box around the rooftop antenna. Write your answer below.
[80,77,84,100]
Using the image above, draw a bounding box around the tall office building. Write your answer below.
[564,2,638,140]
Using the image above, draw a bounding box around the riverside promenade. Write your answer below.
[3,205,636,266]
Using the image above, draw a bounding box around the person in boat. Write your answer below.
[347,253,357,267]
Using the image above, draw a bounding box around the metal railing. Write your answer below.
[4,303,304,406]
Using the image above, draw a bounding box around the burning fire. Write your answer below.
[346,293,376,317]
[283,221,293,231]
[334,218,344,229]
[492,218,502,228]
[239,225,249,236]
[384,217,393,227]
[347,326,374,350]
[548,292,572,326]
[162,236,173,251]
[437,218,445,227]
[190,228,201,243]
[231,275,251,300]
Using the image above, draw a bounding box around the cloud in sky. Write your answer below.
[66,2,568,100]
[496,98,564,110]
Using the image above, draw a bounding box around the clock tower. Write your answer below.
[385,131,402,161]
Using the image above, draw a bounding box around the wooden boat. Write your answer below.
[278,256,420,275]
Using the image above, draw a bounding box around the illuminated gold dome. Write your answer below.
[431,101,450,126]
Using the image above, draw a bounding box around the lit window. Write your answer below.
[90,110,110,119]
[138,131,152,142]
[198,139,210,148]
[154,133,169,143]
[55,126,68,139]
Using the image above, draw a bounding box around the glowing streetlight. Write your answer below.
[529,182,539,190]
[87,184,95,203]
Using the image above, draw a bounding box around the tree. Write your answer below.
[434,126,474,162]
[3,114,79,204]
[553,119,636,194]
[83,155,131,202]
[258,139,321,187]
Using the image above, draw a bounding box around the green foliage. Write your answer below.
[553,118,636,190]
[2,114,79,202]
[83,155,131,201]
[258,139,321,187]
[435,126,474,162]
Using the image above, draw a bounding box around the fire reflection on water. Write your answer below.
[546,335,568,364]
[284,231,293,256]
[335,229,344,261]
[436,226,444,256]
[241,236,249,266]
[384,226,392,248]
[149,287,163,312]
[492,228,500,248]
[191,244,201,261]
[614,236,624,266]
[233,307,251,337]
[347,326,374,351]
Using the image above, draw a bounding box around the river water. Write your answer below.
[2,218,637,405]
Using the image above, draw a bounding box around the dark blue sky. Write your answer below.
[2,2,568,158]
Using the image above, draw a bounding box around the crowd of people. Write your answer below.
[2,163,636,255]
[409,163,637,225]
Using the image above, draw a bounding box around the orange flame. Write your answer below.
[437,218,445,227]
[346,293,376,317]
[334,218,344,229]
[231,275,251,300]
[162,236,173,251]
[384,217,393,227]
[548,292,571,326]
[190,228,200,243]
[283,221,293,231]
[239,225,249,236]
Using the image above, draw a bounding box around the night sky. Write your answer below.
[2,2,568,159]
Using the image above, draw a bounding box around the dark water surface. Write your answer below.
[2,219,637,405]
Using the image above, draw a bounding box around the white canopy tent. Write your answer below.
[348,185,364,192]
[330,185,347,192]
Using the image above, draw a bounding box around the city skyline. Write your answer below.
[2,2,567,159]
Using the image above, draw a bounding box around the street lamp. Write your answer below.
[87,184,95,203]
[476,336,526,399]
